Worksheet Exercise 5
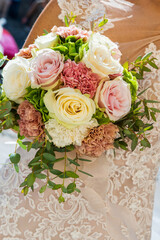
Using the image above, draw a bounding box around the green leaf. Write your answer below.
[142,52,153,61]
[46,141,51,151]
[150,107,160,113]
[75,188,81,193]
[43,29,49,35]
[119,141,128,150]
[78,169,93,177]
[68,158,80,166]
[14,163,19,173]
[131,136,138,151]
[123,61,129,70]
[35,173,47,179]
[58,195,65,203]
[78,158,92,162]
[22,186,29,196]
[17,140,27,150]
[27,142,33,152]
[39,185,47,193]
[43,153,56,161]
[45,129,52,140]
[20,181,27,187]
[150,112,156,121]
[148,61,158,69]
[98,18,108,27]
[137,87,150,96]
[52,184,62,190]
[0,52,4,58]
[141,138,151,148]
[135,55,142,63]
[123,68,138,102]
[50,169,63,176]
[67,182,76,193]
[142,66,151,72]
[0,101,12,118]
[144,100,160,104]
[9,153,20,164]
[52,45,68,54]
[66,171,79,178]
[64,15,69,27]
[61,186,68,193]
[27,173,35,187]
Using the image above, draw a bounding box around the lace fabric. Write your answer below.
[1,0,160,238]
[0,43,160,240]
[57,0,134,32]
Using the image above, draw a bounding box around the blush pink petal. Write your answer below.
[30,49,64,88]
[95,78,131,121]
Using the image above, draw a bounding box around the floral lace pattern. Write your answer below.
[0,43,160,239]
[57,0,134,32]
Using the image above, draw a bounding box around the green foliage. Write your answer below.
[91,15,108,32]
[18,139,92,202]
[64,12,77,26]
[123,68,138,102]
[129,52,158,79]
[51,36,89,62]
[93,108,110,125]
[115,52,159,151]
[0,84,19,132]
[115,98,159,151]
[25,87,49,122]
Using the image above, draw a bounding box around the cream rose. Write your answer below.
[95,77,131,121]
[2,57,30,103]
[44,88,96,128]
[29,49,64,90]
[35,32,58,50]
[82,32,123,77]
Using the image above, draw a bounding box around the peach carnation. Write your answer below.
[52,25,90,41]
[61,60,100,98]
[76,123,119,157]
[16,44,37,59]
[17,100,44,139]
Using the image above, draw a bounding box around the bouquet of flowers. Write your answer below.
[0,15,159,203]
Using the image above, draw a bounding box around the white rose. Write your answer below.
[35,32,58,50]
[44,88,96,128]
[82,32,123,77]
[2,57,30,103]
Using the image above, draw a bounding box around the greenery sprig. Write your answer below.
[115,52,159,151]
[0,84,19,132]
[12,131,92,203]
[123,52,158,80]
[91,15,108,32]
[64,12,77,27]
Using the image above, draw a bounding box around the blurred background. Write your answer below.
[0,0,50,59]
[0,0,50,162]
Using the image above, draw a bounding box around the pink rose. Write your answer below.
[30,49,64,89]
[95,77,131,121]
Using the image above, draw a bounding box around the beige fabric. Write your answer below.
[0,1,160,240]
[24,0,160,62]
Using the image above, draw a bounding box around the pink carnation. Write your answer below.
[17,100,44,140]
[52,25,90,41]
[61,60,100,98]
[76,123,119,157]
[16,44,37,59]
